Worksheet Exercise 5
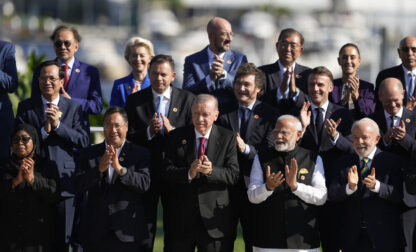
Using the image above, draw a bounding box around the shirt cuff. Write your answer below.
[290,88,300,101]
[243,144,250,155]
[41,127,49,140]
[346,184,357,195]
[276,87,289,100]
[219,70,227,80]
[205,75,215,90]
[330,133,340,145]
[146,126,154,140]
[370,180,380,193]
[188,169,193,182]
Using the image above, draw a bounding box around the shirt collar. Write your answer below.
[207,46,226,61]
[239,99,256,111]
[277,59,296,73]
[358,147,377,161]
[402,65,416,75]
[194,126,213,140]
[152,86,172,102]
[310,100,329,113]
[41,94,60,106]
[383,106,403,119]
[57,57,75,69]
[104,140,126,157]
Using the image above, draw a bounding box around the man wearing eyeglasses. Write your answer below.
[183,17,248,111]
[31,25,103,141]
[259,28,311,115]
[75,106,150,252]
[15,60,89,251]
[376,36,416,111]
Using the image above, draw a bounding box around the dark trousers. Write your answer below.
[319,202,344,252]
[51,197,75,252]
[231,179,252,252]
[343,227,402,252]
[140,187,159,252]
[402,206,416,252]
[84,232,140,252]
[165,215,233,252]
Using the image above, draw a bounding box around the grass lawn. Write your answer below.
[153,201,246,252]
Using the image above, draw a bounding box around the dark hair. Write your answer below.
[338,43,361,57]
[149,54,175,71]
[103,106,128,123]
[234,63,265,96]
[278,28,304,46]
[37,60,65,80]
[50,25,82,43]
[309,66,333,82]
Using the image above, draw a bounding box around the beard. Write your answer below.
[274,139,296,152]
[354,144,374,158]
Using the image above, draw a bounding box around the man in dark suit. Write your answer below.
[407,160,416,195]
[375,36,416,111]
[183,17,248,109]
[162,94,239,251]
[217,63,278,251]
[0,40,18,159]
[259,28,311,115]
[298,66,354,252]
[370,77,416,252]
[15,60,89,251]
[75,107,150,252]
[125,54,195,251]
[329,118,405,251]
[31,25,103,138]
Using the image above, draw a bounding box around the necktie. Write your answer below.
[315,107,324,140]
[390,115,395,129]
[157,95,165,134]
[360,157,370,178]
[409,72,415,98]
[63,64,69,91]
[240,107,250,140]
[198,137,207,158]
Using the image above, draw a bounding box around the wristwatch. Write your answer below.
[120,167,127,176]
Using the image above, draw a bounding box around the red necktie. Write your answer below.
[63,64,69,90]
[198,137,206,158]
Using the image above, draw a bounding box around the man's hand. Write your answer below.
[199,155,213,175]
[363,168,376,190]
[392,120,406,141]
[132,83,140,94]
[99,146,113,173]
[405,97,416,110]
[324,118,341,140]
[265,165,285,191]
[235,133,246,153]
[149,113,162,137]
[348,76,360,101]
[189,158,202,179]
[288,68,297,94]
[60,87,71,99]
[21,157,35,184]
[285,158,298,191]
[108,145,123,174]
[279,67,291,95]
[45,104,60,129]
[161,114,174,133]
[209,55,225,81]
[299,101,311,131]
[348,165,358,190]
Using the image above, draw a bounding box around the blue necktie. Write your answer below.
[360,157,370,178]
[157,95,165,134]
[240,107,250,140]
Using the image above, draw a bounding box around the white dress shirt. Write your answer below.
[57,56,75,76]
[146,86,172,140]
[40,95,61,140]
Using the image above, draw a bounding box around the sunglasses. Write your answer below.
[54,40,72,48]
[12,136,32,144]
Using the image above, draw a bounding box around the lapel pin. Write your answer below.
[75,68,80,73]
[173,107,178,112]
[119,157,124,162]
[127,86,131,90]
[296,74,301,79]
[227,59,232,64]
[300,175,305,180]
[406,118,411,123]
[254,114,259,119]
[182,139,187,145]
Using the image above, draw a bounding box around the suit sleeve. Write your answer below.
[118,147,151,194]
[125,96,151,147]
[74,149,103,192]
[110,80,123,107]
[182,55,211,94]
[377,159,403,203]
[220,55,248,90]
[355,85,376,117]
[71,66,103,115]
[328,159,350,202]
[30,164,60,205]
[0,43,18,94]
[30,66,41,98]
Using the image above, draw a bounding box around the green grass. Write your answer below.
[153,201,246,252]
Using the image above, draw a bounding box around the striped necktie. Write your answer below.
[360,157,370,177]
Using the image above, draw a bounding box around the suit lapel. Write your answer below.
[270,61,282,91]
[245,101,260,139]
[377,110,388,134]
[67,58,81,93]
[185,128,197,165]
[123,73,135,96]
[200,47,210,78]
[205,125,221,164]
[142,88,156,120]
[110,141,130,184]
[33,97,46,126]
[223,50,235,72]
[319,103,334,145]
[228,109,239,133]
[167,87,180,123]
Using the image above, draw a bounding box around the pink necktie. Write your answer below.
[63,64,69,90]
[198,137,206,158]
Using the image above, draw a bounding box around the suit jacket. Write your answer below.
[299,102,354,186]
[0,41,18,158]
[406,162,416,194]
[183,46,248,107]
[259,61,311,115]
[162,125,239,239]
[74,141,150,245]
[15,96,89,196]
[330,78,376,120]
[31,57,103,132]
[217,100,279,179]
[375,64,408,110]
[329,149,405,250]
[370,108,416,206]
[110,72,151,108]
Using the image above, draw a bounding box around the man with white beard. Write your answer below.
[247,115,327,252]
[329,118,405,251]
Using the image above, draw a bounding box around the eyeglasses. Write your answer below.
[104,123,126,130]
[272,129,292,137]
[400,47,416,53]
[54,40,72,48]
[279,41,301,50]
[12,136,32,144]
[39,76,60,82]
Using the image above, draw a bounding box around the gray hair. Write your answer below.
[193,94,218,111]
[124,36,155,62]
[276,114,302,131]
[351,117,380,135]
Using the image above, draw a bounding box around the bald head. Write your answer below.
[207,17,233,54]
[398,36,416,70]
[379,78,405,115]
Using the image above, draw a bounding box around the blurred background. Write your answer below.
[2,0,416,111]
